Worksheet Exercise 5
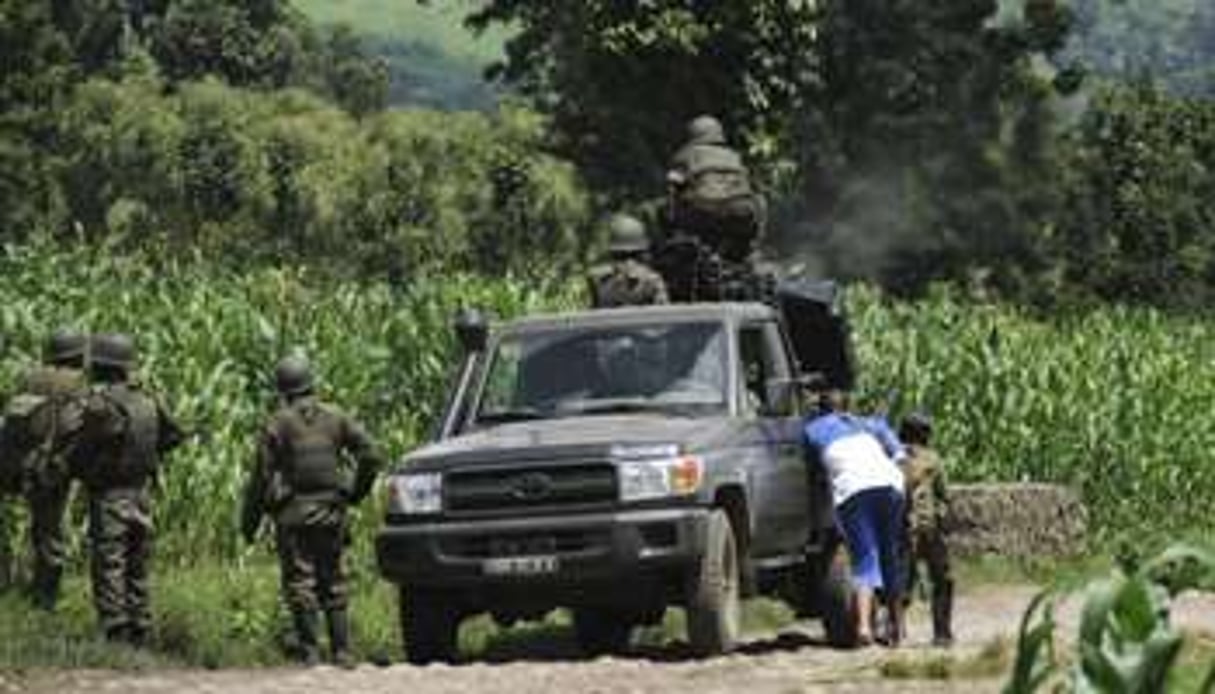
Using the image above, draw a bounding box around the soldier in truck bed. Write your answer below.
[587,213,669,309]
[666,114,765,264]
[240,356,385,667]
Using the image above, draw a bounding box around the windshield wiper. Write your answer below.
[564,399,693,417]
[475,407,551,424]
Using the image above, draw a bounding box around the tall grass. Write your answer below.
[852,285,1215,546]
[2,245,1213,564]
[0,240,580,563]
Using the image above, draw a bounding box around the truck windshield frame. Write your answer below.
[469,321,730,427]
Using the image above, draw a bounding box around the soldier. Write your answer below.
[73,333,183,645]
[665,114,764,264]
[0,329,88,609]
[899,413,954,646]
[587,214,669,308]
[240,356,384,667]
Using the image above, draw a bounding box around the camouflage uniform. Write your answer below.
[666,115,764,263]
[74,334,183,645]
[241,358,383,666]
[902,442,953,645]
[17,364,87,609]
[588,259,669,308]
[588,213,669,309]
[0,329,88,607]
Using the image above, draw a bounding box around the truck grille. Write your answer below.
[444,464,617,514]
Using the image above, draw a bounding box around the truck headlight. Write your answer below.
[618,456,704,502]
[387,472,443,515]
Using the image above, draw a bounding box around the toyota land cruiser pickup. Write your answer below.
[376,284,858,663]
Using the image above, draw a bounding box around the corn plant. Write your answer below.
[1004,545,1215,693]
[0,240,580,563]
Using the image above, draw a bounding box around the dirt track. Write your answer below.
[7,585,1215,694]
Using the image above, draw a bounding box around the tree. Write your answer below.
[464,0,1074,294]
[794,0,1074,294]
[0,0,74,236]
[462,0,821,200]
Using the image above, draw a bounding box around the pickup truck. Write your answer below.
[376,285,859,663]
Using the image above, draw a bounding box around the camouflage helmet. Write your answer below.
[900,412,933,444]
[44,328,86,364]
[274,355,314,396]
[606,213,649,255]
[90,333,136,371]
[686,115,726,145]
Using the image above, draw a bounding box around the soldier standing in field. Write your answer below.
[900,413,954,646]
[18,330,89,610]
[588,213,669,308]
[240,356,384,667]
[73,333,184,645]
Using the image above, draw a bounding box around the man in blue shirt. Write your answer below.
[804,390,905,646]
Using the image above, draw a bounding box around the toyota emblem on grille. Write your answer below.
[511,472,553,501]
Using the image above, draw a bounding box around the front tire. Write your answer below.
[399,587,460,665]
[685,508,742,657]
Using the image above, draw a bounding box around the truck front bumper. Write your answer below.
[376,507,710,591]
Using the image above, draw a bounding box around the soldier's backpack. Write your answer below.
[78,386,161,488]
[673,145,762,248]
[0,393,54,493]
[274,401,344,497]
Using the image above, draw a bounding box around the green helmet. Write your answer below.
[275,355,314,396]
[90,333,136,371]
[44,328,86,365]
[687,115,726,145]
[606,214,649,255]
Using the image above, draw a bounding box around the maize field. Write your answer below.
[2,244,1213,564]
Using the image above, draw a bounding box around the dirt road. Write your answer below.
[7,585,1215,694]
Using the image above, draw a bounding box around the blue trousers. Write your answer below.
[836,486,905,601]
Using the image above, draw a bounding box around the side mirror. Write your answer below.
[454,308,488,353]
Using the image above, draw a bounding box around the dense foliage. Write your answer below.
[852,285,1215,547]
[51,76,589,276]
[2,249,1212,569]
[0,242,581,564]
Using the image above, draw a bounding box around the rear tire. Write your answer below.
[400,587,460,665]
[685,509,742,657]
[572,609,633,657]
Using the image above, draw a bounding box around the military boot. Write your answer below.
[931,580,954,647]
[293,610,321,666]
[326,608,355,669]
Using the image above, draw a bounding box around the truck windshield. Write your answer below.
[475,322,728,423]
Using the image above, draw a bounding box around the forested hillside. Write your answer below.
[294,0,506,109]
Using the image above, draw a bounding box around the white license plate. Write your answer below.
[482,555,559,576]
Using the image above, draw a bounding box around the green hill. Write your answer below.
[294,0,509,110]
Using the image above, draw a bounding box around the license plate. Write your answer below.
[482,555,559,576]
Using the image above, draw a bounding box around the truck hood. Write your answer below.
[400,415,737,471]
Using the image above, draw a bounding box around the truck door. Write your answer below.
[737,321,811,556]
